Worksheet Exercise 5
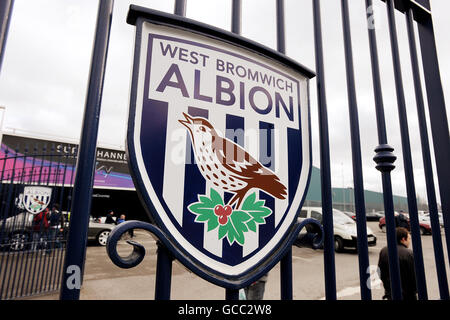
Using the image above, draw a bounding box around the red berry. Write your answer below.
[214,205,224,216]
[223,205,232,217]
[214,205,233,225]
[218,215,228,225]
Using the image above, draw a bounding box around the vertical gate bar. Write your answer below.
[280,249,293,300]
[231,0,241,35]
[154,242,173,300]
[52,152,70,292]
[42,148,53,293]
[416,0,450,268]
[379,164,402,299]
[37,145,46,185]
[365,0,388,145]
[18,148,33,297]
[24,146,39,296]
[60,0,113,300]
[40,148,53,293]
[340,0,371,300]
[33,147,48,295]
[225,289,239,300]
[174,0,186,17]
[65,153,76,224]
[385,0,428,300]
[50,155,67,291]
[312,0,336,300]
[276,0,286,54]
[405,6,449,300]
[47,150,63,293]
[0,0,13,73]
[45,146,58,292]
[227,0,244,301]
[276,0,293,300]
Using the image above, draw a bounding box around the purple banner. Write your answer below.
[0,134,135,190]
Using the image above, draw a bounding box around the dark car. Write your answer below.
[343,211,384,221]
[379,215,432,235]
[366,211,385,221]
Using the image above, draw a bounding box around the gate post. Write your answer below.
[416,0,450,268]
[60,0,114,300]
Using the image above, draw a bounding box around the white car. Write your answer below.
[418,211,444,227]
[298,207,377,252]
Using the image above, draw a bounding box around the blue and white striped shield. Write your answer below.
[126,8,313,285]
[22,186,52,215]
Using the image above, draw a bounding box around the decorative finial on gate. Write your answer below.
[373,144,396,173]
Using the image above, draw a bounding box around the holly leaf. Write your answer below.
[241,192,272,230]
[188,188,223,232]
[188,189,273,247]
[218,210,251,245]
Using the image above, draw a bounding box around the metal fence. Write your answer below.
[0,147,75,299]
[0,0,449,301]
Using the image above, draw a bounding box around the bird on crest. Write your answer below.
[179,112,287,210]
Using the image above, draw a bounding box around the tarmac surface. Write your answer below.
[25,221,450,300]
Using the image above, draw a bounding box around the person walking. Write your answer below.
[395,210,409,229]
[117,214,134,238]
[31,208,50,251]
[105,210,117,225]
[117,214,126,224]
[378,227,417,300]
[244,274,268,300]
[48,204,64,250]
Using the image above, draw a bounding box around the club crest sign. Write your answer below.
[126,7,314,285]
[22,186,52,214]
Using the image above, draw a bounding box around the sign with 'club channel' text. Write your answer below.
[126,6,314,287]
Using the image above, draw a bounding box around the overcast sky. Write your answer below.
[0,0,449,205]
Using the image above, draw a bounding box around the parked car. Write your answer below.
[87,216,116,246]
[298,207,377,252]
[419,212,444,227]
[1,211,117,251]
[0,211,35,251]
[62,213,118,246]
[366,211,385,221]
[378,215,432,235]
[342,210,384,221]
[343,211,356,221]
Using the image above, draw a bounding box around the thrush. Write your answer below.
[179,112,287,210]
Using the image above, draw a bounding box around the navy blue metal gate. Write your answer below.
[0,0,448,301]
[0,146,75,299]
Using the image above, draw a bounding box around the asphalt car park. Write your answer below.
[26,219,449,300]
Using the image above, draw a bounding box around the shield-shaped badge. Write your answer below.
[126,6,314,287]
[22,186,52,214]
